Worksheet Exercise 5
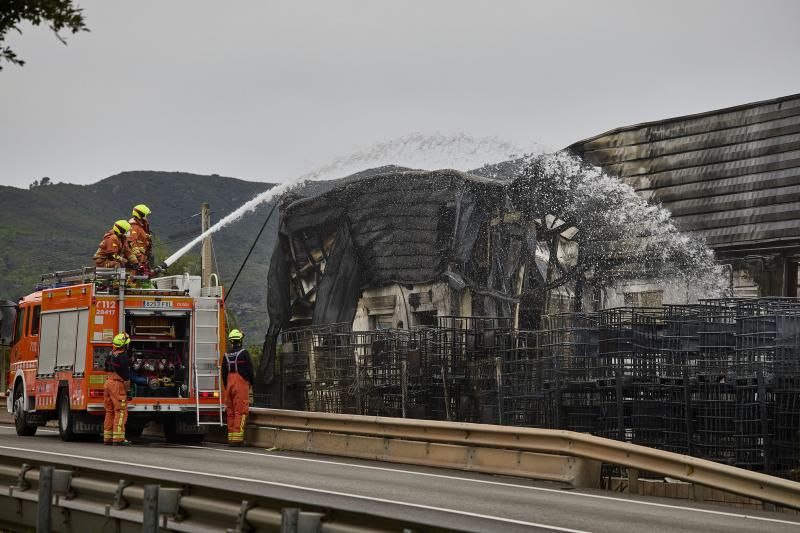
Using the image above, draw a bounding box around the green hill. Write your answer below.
[0,171,278,337]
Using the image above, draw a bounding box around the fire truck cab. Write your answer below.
[5,267,225,443]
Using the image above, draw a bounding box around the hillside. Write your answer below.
[0,171,277,336]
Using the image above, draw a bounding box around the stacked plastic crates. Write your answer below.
[463,327,515,424]
[775,329,800,479]
[406,326,438,420]
[738,305,800,476]
[693,301,739,466]
[734,313,775,472]
[275,298,800,479]
[539,313,599,432]
[360,329,411,418]
[402,328,431,419]
[500,330,549,428]
[277,323,346,411]
[425,323,461,421]
[597,308,665,448]
[430,316,513,422]
[277,326,313,410]
[306,328,360,414]
[661,305,701,456]
[773,307,800,479]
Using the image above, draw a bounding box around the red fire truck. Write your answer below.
[5,267,225,443]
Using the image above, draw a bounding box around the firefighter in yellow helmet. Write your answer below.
[127,204,153,274]
[93,220,133,268]
[104,333,132,445]
[221,329,254,446]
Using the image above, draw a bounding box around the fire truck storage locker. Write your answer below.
[38,308,89,377]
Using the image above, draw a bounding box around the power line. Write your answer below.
[161,229,200,243]
[211,235,222,286]
[224,202,278,303]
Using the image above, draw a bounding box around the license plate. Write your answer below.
[142,301,173,309]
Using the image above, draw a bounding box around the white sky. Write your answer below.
[1,0,799,188]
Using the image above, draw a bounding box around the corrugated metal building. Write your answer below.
[568,93,800,297]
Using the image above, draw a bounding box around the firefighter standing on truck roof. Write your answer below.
[127,204,153,273]
[104,333,132,446]
[222,329,253,447]
[93,220,135,268]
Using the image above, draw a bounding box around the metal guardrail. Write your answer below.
[0,454,448,533]
[248,408,800,510]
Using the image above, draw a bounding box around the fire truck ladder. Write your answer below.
[193,298,224,425]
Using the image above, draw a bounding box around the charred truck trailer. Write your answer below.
[5,268,225,442]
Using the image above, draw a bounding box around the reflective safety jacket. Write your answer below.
[221,348,254,386]
[93,230,127,268]
[106,347,131,381]
[127,217,151,266]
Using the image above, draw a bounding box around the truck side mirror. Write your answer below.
[0,300,18,346]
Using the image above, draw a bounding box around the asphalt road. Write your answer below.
[0,425,797,532]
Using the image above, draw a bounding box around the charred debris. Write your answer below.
[262,153,717,371]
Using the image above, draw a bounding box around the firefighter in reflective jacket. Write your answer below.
[222,329,253,447]
[93,220,134,268]
[127,204,153,272]
[104,333,132,446]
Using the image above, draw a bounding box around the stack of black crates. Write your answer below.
[430,316,514,423]
[268,299,800,480]
[540,313,599,433]
[597,308,665,448]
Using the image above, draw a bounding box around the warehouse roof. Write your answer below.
[567,92,800,251]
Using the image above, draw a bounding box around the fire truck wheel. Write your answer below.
[57,391,78,442]
[13,385,37,437]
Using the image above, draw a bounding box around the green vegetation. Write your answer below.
[245,343,263,380]
[0,171,277,339]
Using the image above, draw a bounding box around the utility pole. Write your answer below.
[201,203,212,288]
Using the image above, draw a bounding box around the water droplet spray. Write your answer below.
[161,133,530,268]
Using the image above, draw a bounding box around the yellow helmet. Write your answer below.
[132,204,151,220]
[228,329,244,341]
[113,219,132,236]
[113,332,130,348]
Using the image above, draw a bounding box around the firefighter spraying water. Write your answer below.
[5,175,310,444]
[127,204,154,275]
[6,237,227,443]
[93,219,132,269]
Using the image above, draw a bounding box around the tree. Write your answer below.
[28,177,52,188]
[1,0,88,70]
[498,152,722,325]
